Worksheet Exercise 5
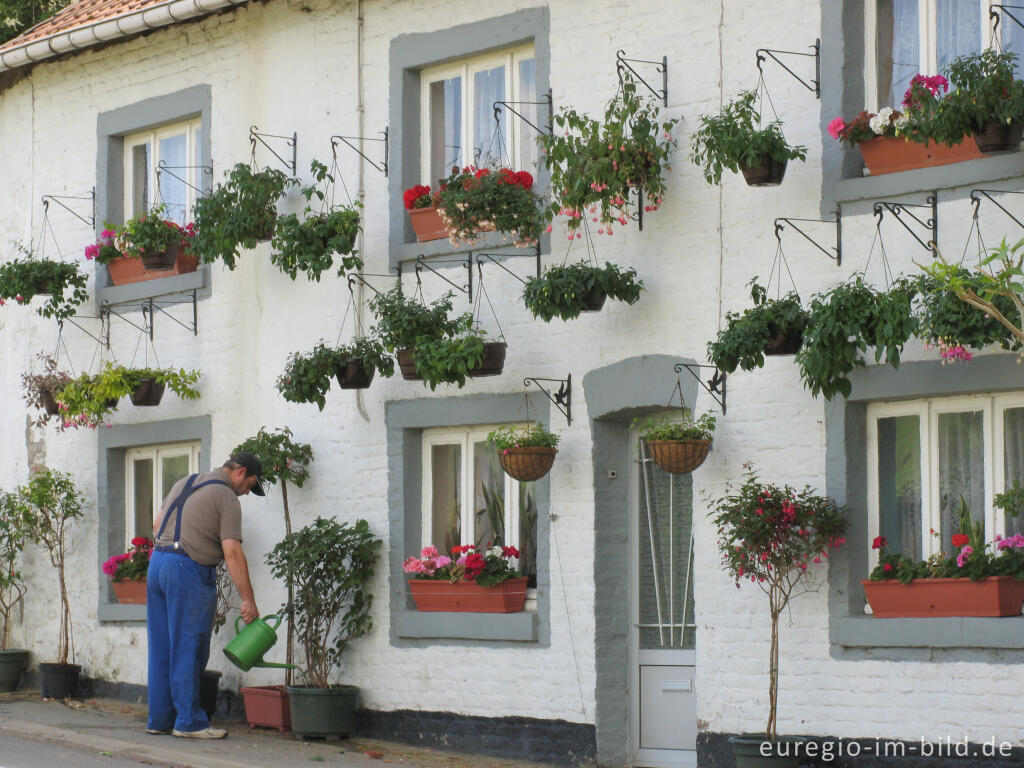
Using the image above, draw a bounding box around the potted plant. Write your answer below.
[369,288,462,379]
[333,336,394,389]
[200,563,236,724]
[101,537,152,604]
[192,163,296,268]
[0,245,88,321]
[690,90,807,186]
[488,423,560,482]
[0,490,30,693]
[403,543,527,613]
[864,498,1024,617]
[410,314,505,390]
[14,467,86,699]
[86,208,198,284]
[277,342,346,410]
[538,69,679,235]
[522,261,644,321]
[235,428,313,729]
[435,165,542,247]
[266,517,381,740]
[635,412,716,474]
[403,183,447,242]
[21,353,74,424]
[271,160,362,281]
[707,281,809,373]
[938,50,1024,153]
[707,465,848,765]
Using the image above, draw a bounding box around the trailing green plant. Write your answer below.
[707,281,809,373]
[410,315,489,390]
[192,163,296,269]
[271,160,362,281]
[913,271,1019,356]
[690,90,807,185]
[0,490,31,651]
[21,352,73,427]
[937,50,1024,137]
[337,336,394,378]
[522,261,644,321]
[276,342,342,411]
[266,517,380,688]
[118,205,195,260]
[0,245,88,321]
[435,165,542,247]
[634,412,716,442]
[369,288,461,351]
[487,423,560,450]
[538,70,679,235]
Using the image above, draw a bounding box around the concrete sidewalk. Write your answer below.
[0,691,550,768]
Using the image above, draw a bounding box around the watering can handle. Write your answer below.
[234,615,244,635]
[264,614,282,630]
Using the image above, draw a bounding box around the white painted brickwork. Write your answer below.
[1,0,1024,751]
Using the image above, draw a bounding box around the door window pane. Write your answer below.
[159,133,188,224]
[130,143,150,218]
[161,454,191,500]
[935,0,981,73]
[518,57,538,172]
[431,444,461,554]
[877,0,920,107]
[518,481,538,586]
[429,76,461,185]
[473,65,506,167]
[877,415,923,559]
[473,440,505,548]
[1004,407,1024,536]
[938,411,985,545]
[132,458,154,540]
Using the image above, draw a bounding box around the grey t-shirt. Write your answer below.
[155,469,243,566]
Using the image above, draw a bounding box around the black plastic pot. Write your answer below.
[467,342,507,378]
[286,684,358,740]
[975,119,1024,154]
[729,734,808,768]
[740,156,788,187]
[335,359,376,389]
[40,388,61,415]
[39,662,81,700]
[129,377,166,406]
[579,288,608,312]
[199,669,222,720]
[0,649,29,692]
[140,241,179,271]
[763,325,803,356]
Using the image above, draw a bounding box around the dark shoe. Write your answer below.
[145,727,171,735]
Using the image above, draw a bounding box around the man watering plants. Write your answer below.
[145,452,264,739]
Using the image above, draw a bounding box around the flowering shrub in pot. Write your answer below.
[635,412,716,474]
[488,423,559,482]
[102,537,153,604]
[436,165,542,247]
[707,281,809,373]
[707,464,848,759]
[0,245,88,321]
[538,70,679,236]
[403,543,527,613]
[522,261,644,321]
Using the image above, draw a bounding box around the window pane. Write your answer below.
[518,480,538,586]
[936,0,981,73]
[1004,407,1024,536]
[1002,13,1024,77]
[473,440,505,548]
[158,133,188,225]
[430,444,461,553]
[161,454,191,500]
[877,415,923,559]
[130,143,150,219]
[429,76,462,185]
[938,411,985,546]
[194,127,204,201]
[132,458,154,541]
[877,0,919,107]
[518,57,538,172]
[473,65,506,167]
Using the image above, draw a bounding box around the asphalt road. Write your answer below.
[0,733,151,767]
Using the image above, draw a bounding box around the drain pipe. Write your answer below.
[354,0,370,423]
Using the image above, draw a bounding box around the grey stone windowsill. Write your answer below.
[95,266,207,308]
[98,603,146,622]
[833,615,1024,649]
[394,609,537,642]
[393,232,547,271]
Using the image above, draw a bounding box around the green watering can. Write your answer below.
[223,614,296,671]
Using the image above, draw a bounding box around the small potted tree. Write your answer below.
[488,423,560,482]
[0,490,30,692]
[21,353,73,423]
[636,412,716,475]
[707,281,809,373]
[707,465,848,766]
[192,163,296,268]
[523,261,644,321]
[15,467,86,699]
[435,166,542,248]
[267,517,381,740]
[101,537,152,604]
[690,90,807,186]
[0,245,88,321]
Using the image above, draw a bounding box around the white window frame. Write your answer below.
[123,118,203,221]
[867,393,1024,566]
[864,1,994,110]
[419,44,536,182]
[125,441,201,549]
[420,425,526,554]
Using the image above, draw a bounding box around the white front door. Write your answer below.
[628,434,698,768]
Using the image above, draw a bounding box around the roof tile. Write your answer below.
[1,0,172,53]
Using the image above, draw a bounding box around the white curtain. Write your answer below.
[938,411,985,545]
[473,65,506,167]
[936,0,981,72]
[1004,408,1024,536]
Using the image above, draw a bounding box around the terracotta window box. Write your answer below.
[857,135,987,176]
[408,577,528,613]
[106,249,199,286]
[407,206,449,242]
[862,576,1024,617]
[110,578,147,605]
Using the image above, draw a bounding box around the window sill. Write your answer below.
[95,266,208,308]
[394,608,537,641]
[98,603,146,622]
[392,231,547,272]
[832,615,1024,649]
[833,151,1024,205]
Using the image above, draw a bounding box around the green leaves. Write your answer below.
[410,317,488,390]
[487,423,559,450]
[369,289,459,351]
[275,337,392,408]
[522,261,644,321]
[234,427,313,488]
[707,282,809,373]
[635,412,716,441]
[0,250,88,321]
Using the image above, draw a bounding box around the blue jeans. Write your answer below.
[146,550,216,732]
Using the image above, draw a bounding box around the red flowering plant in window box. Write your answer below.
[435,166,542,248]
[706,463,848,750]
[403,544,527,613]
[102,537,153,605]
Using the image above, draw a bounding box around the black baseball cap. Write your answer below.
[230,452,265,496]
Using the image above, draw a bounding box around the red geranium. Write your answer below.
[951,533,970,548]
[403,184,433,210]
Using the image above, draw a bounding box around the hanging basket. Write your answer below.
[579,288,608,312]
[763,324,803,356]
[40,388,62,415]
[647,439,711,474]
[129,378,166,406]
[335,359,376,389]
[139,241,180,271]
[467,342,507,377]
[739,155,788,187]
[498,446,557,482]
[396,348,421,381]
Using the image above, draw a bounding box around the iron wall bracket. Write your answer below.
[99,290,199,341]
[249,126,297,174]
[414,254,472,300]
[970,188,1024,230]
[494,90,554,136]
[872,194,938,255]
[157,162,214,197]
[774,209,842,266]
[41,188,96,228]
[616,50,667,106]
[755,38,821,98]
[991,4,1024,36]
[525,374,572,426]
[331,129,389,177]
[60,315,109,349]
[348,271,401,297]
[673,363,727,415]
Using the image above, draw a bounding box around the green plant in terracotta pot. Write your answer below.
[488,423,560,482]
[118,205,196,270]
[635,412,716,475]
[0,490,31,692]
[706,464,848,765]
[523,261,644,321]
[707,281,809,373]
[266,517,380,739]
[192,163,297,268]
[0,245,88,321]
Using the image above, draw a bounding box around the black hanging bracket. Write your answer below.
[755,38,821,98]
[249,126,297,174]
[415,254,472,300]
[494,89,554,136]
[872,194,938,255]
[673,363,727,416]
[41,188,96,228]
[616,50,668,106]
[991,5,1024,36]
[524,374,572,426]
[100,289,199,340]
[774,209,842,266]
[348,271,401,297]
[60,315,109,349]
[157,162,214,197]
[969,188,1024,230]
[330,129,389,176]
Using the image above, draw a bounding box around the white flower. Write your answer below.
[893,112,909,132]
[869,107,894,135]
[489,546,503,558]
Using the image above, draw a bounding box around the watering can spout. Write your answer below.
[223,614,296,671]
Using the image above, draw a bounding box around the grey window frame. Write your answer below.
[97,416,211,622]
[95,85,213,307]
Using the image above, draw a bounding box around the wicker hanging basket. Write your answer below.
[647,439,711,474]
[498,446,557,482]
